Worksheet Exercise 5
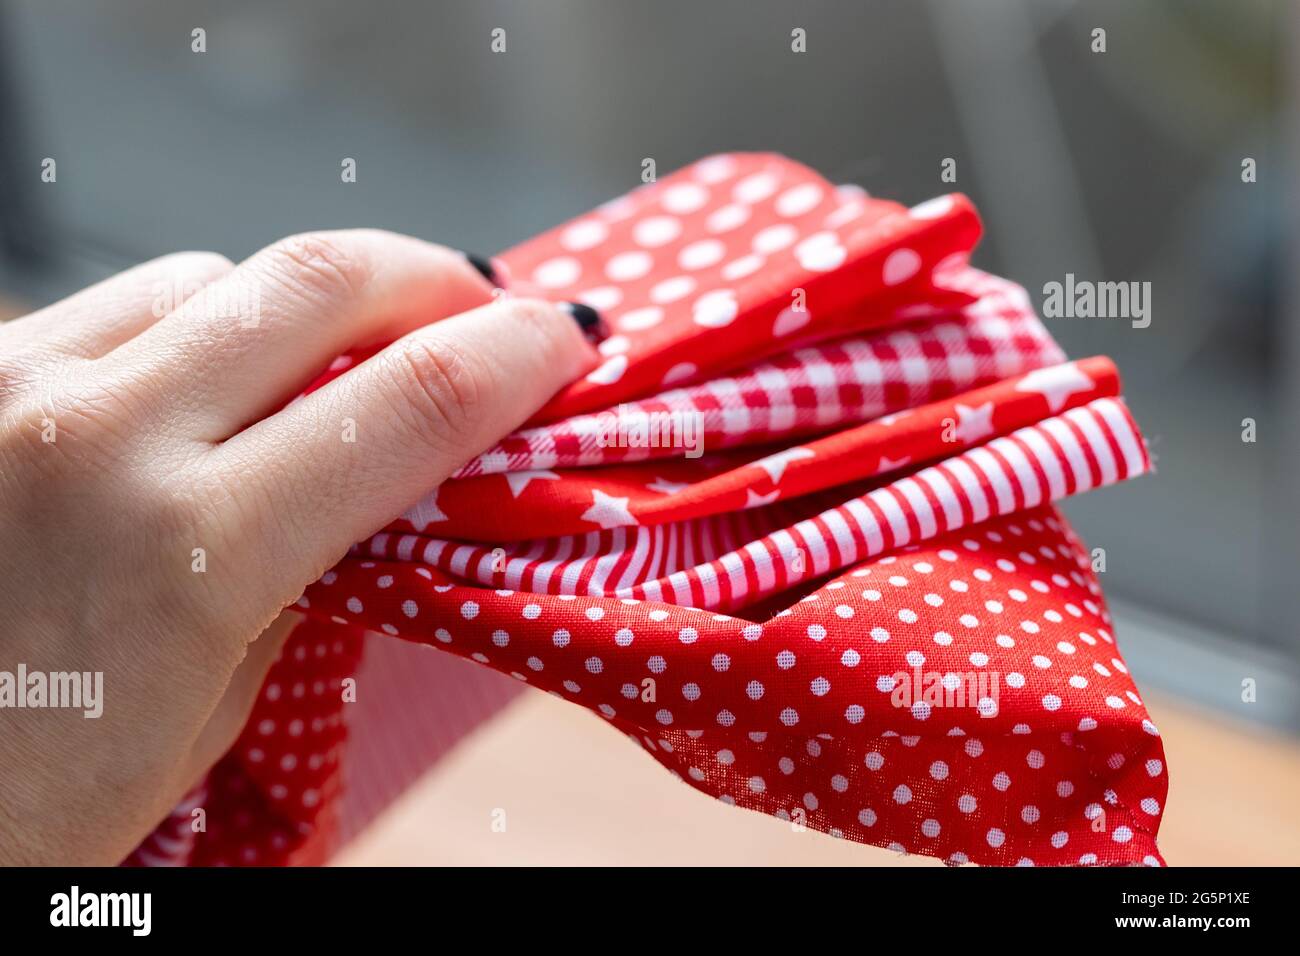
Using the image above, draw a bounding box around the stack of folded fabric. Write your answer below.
[129,153,1167,867]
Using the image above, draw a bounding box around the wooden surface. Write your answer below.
[334,688,1300,866]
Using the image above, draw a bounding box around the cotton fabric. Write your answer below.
[128,153,1166,867]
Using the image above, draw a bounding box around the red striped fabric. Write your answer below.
[128,153,1166,868]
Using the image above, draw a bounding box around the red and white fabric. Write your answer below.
[128,153,1167,867]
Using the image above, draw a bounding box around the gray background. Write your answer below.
[1,0,1294,726]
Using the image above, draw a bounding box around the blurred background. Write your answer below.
[1,0,1296,864]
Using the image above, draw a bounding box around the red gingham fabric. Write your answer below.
[128,154,1166,867]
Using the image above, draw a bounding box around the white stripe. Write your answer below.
[587,528,626,594]
[420,538,448,566]
[531,535,575,592]
[989,436,1043,508]
[1092,398,1146,479]
[793,519,832,573]
[667,569,694,605]
[697,559,721,607]
[944,458,990,523]
[770,529,804,579]
[867,488,912,547]
[895,478,938,540]
[615,528,652,592]
[821,509,860,566]
[471,549,497,583]
[559,533,600,593]
[719,551,749,603]
[967,447,1015,515]
[917,468,963,531]
[1064,405,1118,485]
[1039,417,1093,492]
[844,498,885,555]
[448,544,475,577]
[744,539,778,592]
[1017,427,1068,501]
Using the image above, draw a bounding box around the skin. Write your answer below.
[0,229,598,865]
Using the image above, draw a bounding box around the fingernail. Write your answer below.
[559,301,609,345]
[461,251,503,288]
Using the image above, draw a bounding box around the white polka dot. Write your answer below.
[533,256,581,288]
[578,285,623,310]
[733,172,779,204]
[692,290,738,328]
[882,248,921,286]
[795,231,845,271]
[752,223,799,254]
[775,183,823,217]
[585,354,627,385]
[662,362,697,385]
[617,306,664,331]
[772,306,810,337]
[606,251,653,281]
[662,182,710,213]
[706,203,750,232]
[910,195,955,220]
[649,275,696,303]
[678,239,725,270]
[694,155,737,183]
[633,215,682,247]
[721,254,764,280]
[561,219,609,250]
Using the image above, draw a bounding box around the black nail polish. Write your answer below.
[462,251,501,287]
[560,301,609,345]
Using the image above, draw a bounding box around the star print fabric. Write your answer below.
[128,153,1166,867]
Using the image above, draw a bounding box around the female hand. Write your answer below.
[0,229,598,865]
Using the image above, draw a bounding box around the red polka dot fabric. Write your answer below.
[127,154,1166,867]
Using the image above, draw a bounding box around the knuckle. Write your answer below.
[387,335,488,444]
[259,232,370,304]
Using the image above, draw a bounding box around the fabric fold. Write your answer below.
[130,152,1167,868]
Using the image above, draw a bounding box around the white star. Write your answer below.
[580,489,639,529]
[745,488,781,509]
[877,411,910,426]
[751,446,815,484]
[954,402,995,444]
[876,455,911,474]
[647,477,690,495]
[504,469,560,498]
[403,487,447,531]
[1015,363,1094,413]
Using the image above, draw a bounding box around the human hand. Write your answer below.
[0,230,598,865]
